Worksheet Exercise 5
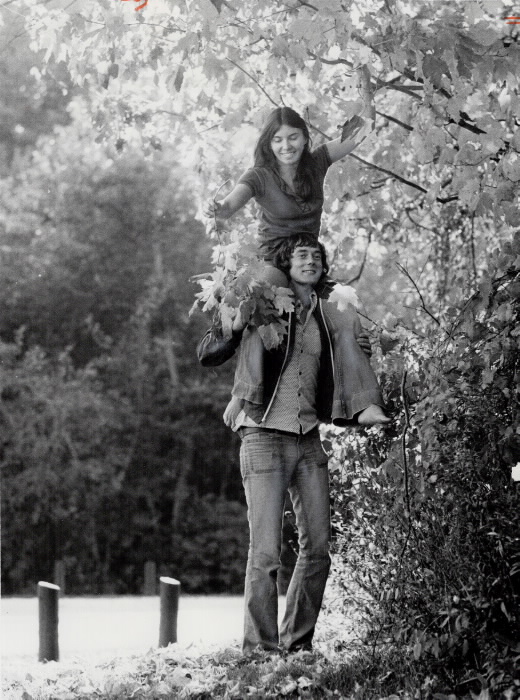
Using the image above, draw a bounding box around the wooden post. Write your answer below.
[158,577,180,647]
[54,560,66,596]
[143,561,156,595]
[38,581,60,662]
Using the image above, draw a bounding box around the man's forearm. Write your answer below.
[197,327,243,367]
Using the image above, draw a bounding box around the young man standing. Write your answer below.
[198,234,384,654]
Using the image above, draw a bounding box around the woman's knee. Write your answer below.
[256,262,289,288]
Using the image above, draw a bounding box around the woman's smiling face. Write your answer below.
[270,124,307,168]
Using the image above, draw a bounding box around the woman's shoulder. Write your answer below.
[238,164,268,179]
[237,166,271,197]
[240,164,273,177]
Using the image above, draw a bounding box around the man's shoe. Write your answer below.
[240,645,280,663]
[279,643,313,656]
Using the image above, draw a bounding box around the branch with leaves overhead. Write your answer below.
[19,0,518,253]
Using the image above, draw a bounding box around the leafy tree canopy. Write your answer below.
[17,0,519,218]
[0,10,73,172]
[14,0,518,336]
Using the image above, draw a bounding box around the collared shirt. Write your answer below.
[235,292,321,434]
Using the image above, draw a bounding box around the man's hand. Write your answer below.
[232,299,255,332]
[357,329,372,358]
[223,396,245,429]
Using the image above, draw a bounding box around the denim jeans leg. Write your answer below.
[240,432,294,653]
[279,432,331,651]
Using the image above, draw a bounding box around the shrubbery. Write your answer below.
[327,233,520,697]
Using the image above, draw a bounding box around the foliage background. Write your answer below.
[1,0,519,695]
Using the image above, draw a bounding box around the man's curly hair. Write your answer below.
[272,234,330,285]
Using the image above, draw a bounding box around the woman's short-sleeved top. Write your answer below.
[237,144,332,258]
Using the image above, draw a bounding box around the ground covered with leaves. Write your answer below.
[0,646,452,700]
[3,594,511,700]
[4,642,511,700]
[3,646,344,700]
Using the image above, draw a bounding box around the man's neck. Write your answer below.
[291,282,315,309]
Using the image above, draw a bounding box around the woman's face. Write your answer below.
[270,124,307,168]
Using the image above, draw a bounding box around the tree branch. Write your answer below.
[226,57,278,107]
[401,370,411,517]
[308,51,423,100]
[308,119,459,204]
[308,52,353,69]
[309,120,426,192]
[451,117,486,135]
[310,50,485,137]
[345,229,372,284]
[297,1,320,10]
[349,153,428,195]
[376,79,423,100]
[395,262,444,329]
[405,208,438,234]
[349,31,488,136]
[376,110,413,131]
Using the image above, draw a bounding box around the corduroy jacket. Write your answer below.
[197,298,383,427]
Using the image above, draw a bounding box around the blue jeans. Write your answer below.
[239,427,331,653]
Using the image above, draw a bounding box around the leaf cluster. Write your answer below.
[191,225,293,349]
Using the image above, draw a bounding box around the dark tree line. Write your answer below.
[0,111,249,593]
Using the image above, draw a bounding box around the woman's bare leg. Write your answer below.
[357,404,391,425]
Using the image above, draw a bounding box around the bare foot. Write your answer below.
[357,404,391,426]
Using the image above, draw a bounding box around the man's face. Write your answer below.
[289,246,324,287]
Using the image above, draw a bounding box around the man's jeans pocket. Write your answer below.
[240,432,281,477]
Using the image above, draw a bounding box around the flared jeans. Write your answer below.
[239,427,331,653]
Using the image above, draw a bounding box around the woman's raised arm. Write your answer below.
[325,116,374,163]
[203,183,253,220]
[326,65,376,164]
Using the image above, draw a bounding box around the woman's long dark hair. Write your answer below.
[253,107,319,201]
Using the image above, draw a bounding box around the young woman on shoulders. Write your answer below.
[202,81,390,426]
[203,105,371,276]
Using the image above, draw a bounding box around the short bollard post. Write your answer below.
[38,581,60,662]
[143,561,157,595]
[158,577,180,647]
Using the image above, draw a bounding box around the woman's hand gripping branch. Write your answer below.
[327,65,376,163]
[202,184,252,222]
